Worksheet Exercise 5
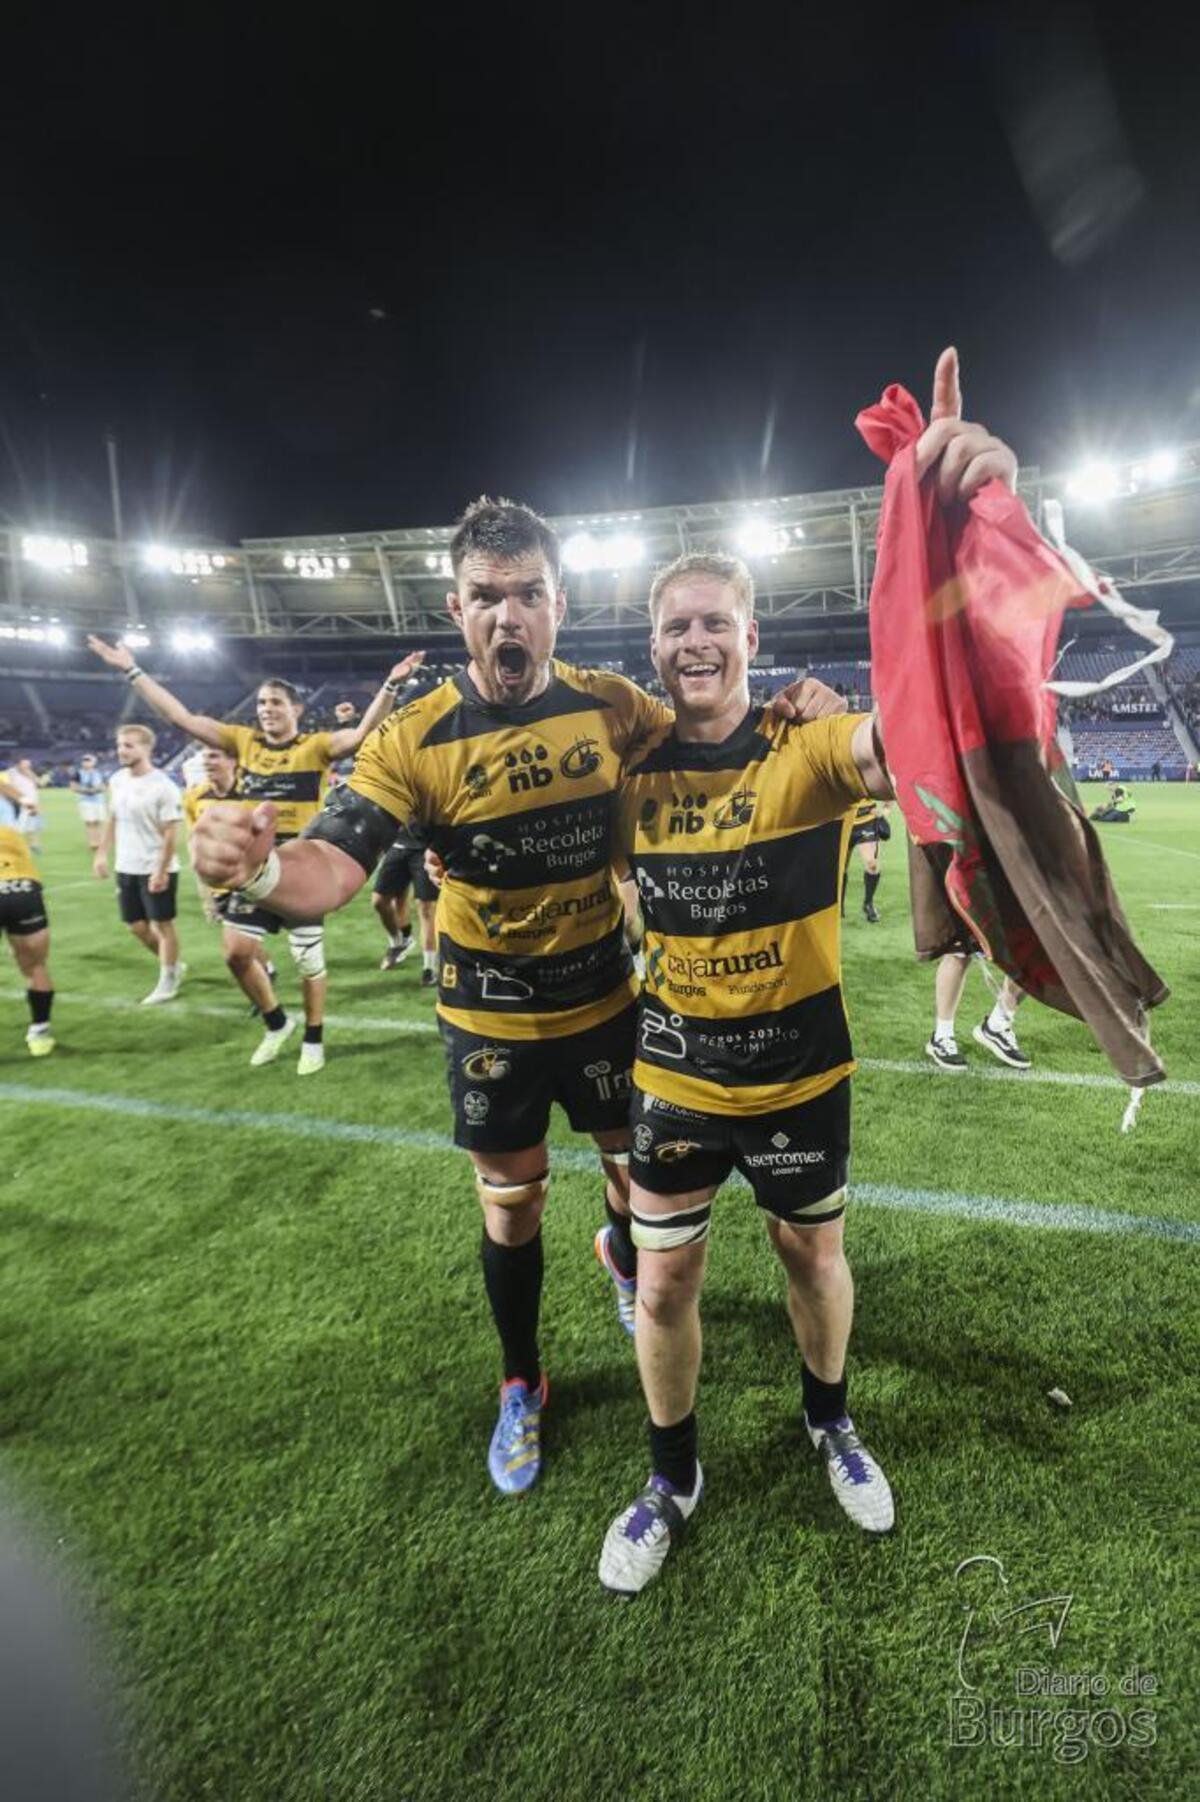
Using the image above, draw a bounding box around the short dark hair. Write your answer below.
[258,678,303,706]
[449,496,561,587]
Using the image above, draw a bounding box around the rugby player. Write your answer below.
[598,348,1018,1593]
[183,745,299,1064]
[842,796,891,922]
[1,771,55,1054]
[86,639,419,1073]
[191,497,842,1495]
[69,754,108,852]
[373,832,439,983]
[6,759,42,852]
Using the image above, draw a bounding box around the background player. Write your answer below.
[373,832,438,984]
[87,639,420,1072]
[70,753,108,852]
[842,797,890,922]
[94,725,185,1005]
[183,745,297,1065]
[0,770,55,1055]
[924,951,1031,1072]
[4,758,42,853]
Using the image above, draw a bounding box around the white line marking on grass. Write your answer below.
[1150,904,1200,910]
[0,987,438,1035]
[859,1058,1200,1099]
[1116,836,1200,863]
[3,1082,1198,1245]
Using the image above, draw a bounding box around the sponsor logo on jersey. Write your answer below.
[668,790,708,835]
[665,940,784,985]
[560,736,602,780]
[464,763,492,799]
[633,1123,654,1156]
[463,1090,490,1124]
[462,1046,512,1082]
[477,901,505,940]
[584,1057,632,1102]
[477,878,614,943]
[654,1138,701,1164]
[505,745,552,793]
[470,832,518,873]
[714,788,756,830]
[742,1146,828,1169]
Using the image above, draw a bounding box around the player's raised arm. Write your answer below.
[192,782,402,920]
[327,652,426,758]
[86,636,231,749]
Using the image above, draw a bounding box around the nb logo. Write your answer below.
[505,746,552,793]
[668,790,708,835]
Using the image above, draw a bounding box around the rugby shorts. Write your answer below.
[440,1002,636,1152]
[373,844,437,904]
[0,878,48,936]
[117,871,179,925]
[629,1077,850,1226]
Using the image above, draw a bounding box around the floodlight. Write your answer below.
[1143,450,1179,485]
[607,533,645,569]
[337,555,351,570]
[736,518,787,559]
[121,630,152,650]
[144,544,172,571]
[1065,462,1120,505]
[563,531,599,573]
[22,535,88,572]
[46,625,67,646]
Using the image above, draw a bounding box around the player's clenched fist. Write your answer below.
[193,800,279,889]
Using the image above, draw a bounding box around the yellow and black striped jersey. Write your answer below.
[0,824,38,883]
[213,725,335,841]
[183,780,248,895]
[617,708,871,1115]
[348,660,670,1039]
[848,798,880,829]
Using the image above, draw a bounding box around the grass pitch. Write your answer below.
[2,785,1198,1800]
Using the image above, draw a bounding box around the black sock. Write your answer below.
[604,1197,637,1281]
[648,1411,698,1493]
[27,989,53,1025]
[802,1366,848,1428]
[863,871,881,906]
[481,1228,543,1388]
[303,1024,323,1045]
[263,1006,287,1032]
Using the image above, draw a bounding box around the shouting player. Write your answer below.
[87,639,420,1073]
[191,498,842,1494]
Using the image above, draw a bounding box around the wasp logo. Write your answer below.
[639,798,658,827]
[714,787,756,830]
[669,791,708,835]
[462,1046,512,1082]
[654,1138,701,1164]
[464,763,492,799]
[505,745,552,793]
[560,736,602,780]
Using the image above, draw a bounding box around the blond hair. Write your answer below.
[648,551,755,624]
[117,723,156,750]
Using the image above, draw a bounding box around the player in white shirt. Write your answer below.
[93,724,186,1005]
[69,753,108,851]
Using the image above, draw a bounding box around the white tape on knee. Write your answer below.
[288,925,326,980]
[475,1170,550,1209]
[630,1199,712,1251]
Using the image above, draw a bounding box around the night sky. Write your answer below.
[1,5,1197,543]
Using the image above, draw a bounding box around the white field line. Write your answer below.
[2,1080,1197,1245]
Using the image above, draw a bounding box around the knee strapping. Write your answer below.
[288,925,326,979]
[631,1198,712,1251]
[475,1169,550,1209]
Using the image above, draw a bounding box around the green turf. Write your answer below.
[2,785,1198,1800]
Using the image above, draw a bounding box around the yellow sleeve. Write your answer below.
[790,713,872,822]
[347,715,419,827]
[215,722,251,759]
[611,678,673,763]
[311,732,336,767]
[182,787,199,830]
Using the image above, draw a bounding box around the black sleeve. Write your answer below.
[301,784,403,874]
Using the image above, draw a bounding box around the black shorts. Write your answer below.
[0,878,48,936]
[849,821,886,849]
[117,871,179,924]
[217,890,283,937]
[440,1003,637,1152]
[630,1078,851,1226]
[374,844,437,904]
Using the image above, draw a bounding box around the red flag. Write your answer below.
[859,382,1167,1087]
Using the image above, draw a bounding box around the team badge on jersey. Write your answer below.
[560,736,602,780]
[462,1046,513,1082]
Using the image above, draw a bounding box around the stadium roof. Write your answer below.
[4,448,1200,642]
